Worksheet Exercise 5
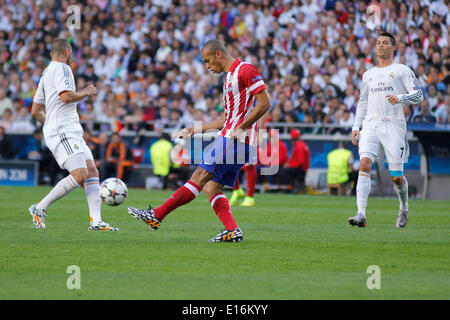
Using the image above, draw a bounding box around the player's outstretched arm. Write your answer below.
[173,113,226,139]
[31,102,46,124]
[60,84,97,104]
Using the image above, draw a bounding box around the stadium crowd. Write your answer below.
[0,0,449,154]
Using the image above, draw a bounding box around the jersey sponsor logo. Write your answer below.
[371,81,394,93]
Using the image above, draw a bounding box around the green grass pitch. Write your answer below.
[0,186,448,300]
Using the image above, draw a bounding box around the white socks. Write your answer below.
[36,175,103,225]
[356,171,371,217]
[84,177,102,225]
[393,176,409,211]
[36,174,80,211]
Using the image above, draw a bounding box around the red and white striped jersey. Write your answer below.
[219,58,267,147]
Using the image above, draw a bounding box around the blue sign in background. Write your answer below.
[0,160,38,186]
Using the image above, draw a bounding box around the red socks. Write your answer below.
[154,181,200,221]
[154,180,239,231]
[245,165,256,197]
[233,165,256,197]
[210,193,238,230]
[233,178,240,190]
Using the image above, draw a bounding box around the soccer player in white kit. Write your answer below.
[29,38,119,231]
[349,32,424,228]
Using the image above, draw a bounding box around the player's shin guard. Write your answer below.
[154,180,200,221]
[356,171,371,217]
[210,193,239,230]
[84,177,102,225]
[393,176,408,211]
[36,174,81,211]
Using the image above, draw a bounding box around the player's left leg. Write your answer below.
[85,159,119,231]
[383,123,409,228]
[203,180,243,242]
[390,168,409,228]
[127,167,211,230]
[29,153,87,228]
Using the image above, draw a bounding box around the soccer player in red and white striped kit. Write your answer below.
[128,39,271,242]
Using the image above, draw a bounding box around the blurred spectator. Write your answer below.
[413,100,437,123]
[0,0,446,140]
[26,127,61,185]
[0,109,13,131]
[96,132,110,181]
[150,132,173,190]
[260,129,288,185]
[83,126,100,159]
[326,141,356,195]
[105,132,134,182]
[0,126,15,159]
[0,88,13,116]
[279,129,310,194]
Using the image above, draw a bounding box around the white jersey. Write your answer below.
[33,61,82,140]
[352,63,423,131]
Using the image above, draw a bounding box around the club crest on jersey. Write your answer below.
[74,143,79,150]
[252,75,262,83]
[224,85,233,94]
[389,72,395,78]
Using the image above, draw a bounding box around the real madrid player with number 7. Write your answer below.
[29,38,119,231]
[349,32,424,228]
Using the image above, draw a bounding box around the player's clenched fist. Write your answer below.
[350,130,360,146]
[386,94,399,105]
[83,84,97,96]
[172,127,194,139]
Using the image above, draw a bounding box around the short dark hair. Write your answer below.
[379,31,396,46]
[51,38,71,55]
[202,39,228,55]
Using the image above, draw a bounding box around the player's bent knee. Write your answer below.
[202,181,223,200]
[71,168,89,185]
[190,167,214,190]
[86,161,99,178]
[359,157,373,172]
[391,175,404,185]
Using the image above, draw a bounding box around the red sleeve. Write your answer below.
[304,144,310,171]
[288,144,302,168]
[239,64,266,96]
[279,141,288,165]
[288,142,309,170]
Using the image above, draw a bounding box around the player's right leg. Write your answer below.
[349,126,379,227]
[348,156,372,227]
[128,167,212,230]
[30,153,87,229]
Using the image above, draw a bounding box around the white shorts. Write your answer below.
[45,132,94,171]
[359,121,409,174]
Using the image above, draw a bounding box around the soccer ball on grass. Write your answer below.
[99,178,128,206]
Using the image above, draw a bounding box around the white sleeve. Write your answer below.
[33,78,45,105]
[352,72,369,131]
[54,63,74,94]
[396,66,424,105]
